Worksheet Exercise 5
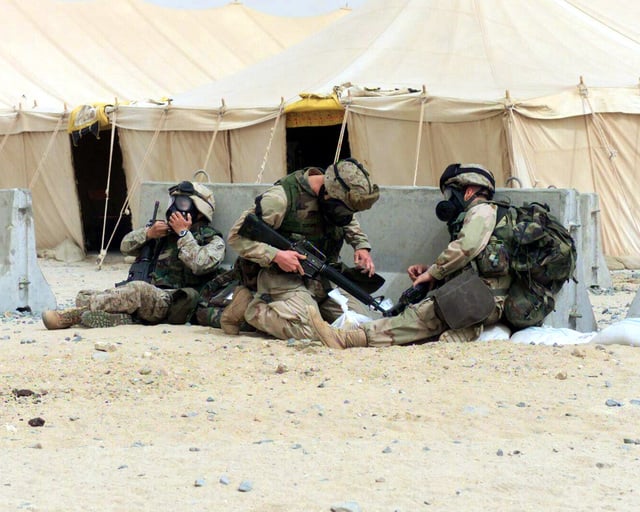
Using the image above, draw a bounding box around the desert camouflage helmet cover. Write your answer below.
[169,181,215,222]
[324,158,380,211]
[439,163,496,195]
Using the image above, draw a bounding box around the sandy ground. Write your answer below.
[1,255,640,512]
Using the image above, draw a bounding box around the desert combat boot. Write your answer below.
[41,307,87,330]
[306,306,368,349]
[220,286,253,335]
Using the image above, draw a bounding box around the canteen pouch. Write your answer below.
[431,270,495,329]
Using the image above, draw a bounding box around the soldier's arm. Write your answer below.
[227,187,288,267]
[427,202,497,280]
[177,233,226,275]
[119,227,148,256]
[342,217,372,252]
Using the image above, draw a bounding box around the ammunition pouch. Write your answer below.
[431,269,495,329]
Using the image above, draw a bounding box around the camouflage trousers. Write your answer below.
[77,281,171,324]
[362,296,505,347]
[245,267,369,340]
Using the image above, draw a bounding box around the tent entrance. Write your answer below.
[286,124,351,173]
[70,130,131,252]
[284,94,350,173]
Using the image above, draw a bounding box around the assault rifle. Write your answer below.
[238,213,388,314]
[116,200,161,287]
[382,282,431,317]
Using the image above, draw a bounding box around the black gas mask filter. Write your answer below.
[435,186,467,223]
[318,186,354,227]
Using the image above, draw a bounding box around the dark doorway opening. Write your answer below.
[71,130,131,252]
[286,124,351,174]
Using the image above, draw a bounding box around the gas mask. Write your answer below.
[435,186,467,223]
[166,194,198,221]
[318,187,354,227]
[166,180,214,222]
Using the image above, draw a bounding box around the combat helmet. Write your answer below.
[324,158,380,212]
[439,163,495,199]
[168,180,215,222]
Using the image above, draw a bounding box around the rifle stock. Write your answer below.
[238,213,387,314]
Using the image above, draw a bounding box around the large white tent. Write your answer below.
[115,0,640,257]
[0,0,349,250]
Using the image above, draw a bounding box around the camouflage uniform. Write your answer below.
[80,220,226,324]
[361,200,513,346]
[228,167,374,340]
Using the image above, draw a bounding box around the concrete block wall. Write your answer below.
[0,189,56,313]
[139,182,601,332]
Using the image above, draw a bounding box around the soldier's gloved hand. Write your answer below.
[408,264,428,282]
[146,220,170,239]
[169,212,192,235]
[354,248,375,277]
[273,250,306,275]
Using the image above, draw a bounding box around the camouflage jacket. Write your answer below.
[228,168,372,268]
[120,221,226,290]
[428,200,513,295]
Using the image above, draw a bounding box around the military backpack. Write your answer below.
[494,201,577,329]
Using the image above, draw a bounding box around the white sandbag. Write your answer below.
[328,288,373,329]
[510,326,597,346]
[476,323,512,341]
[590,318,640,346]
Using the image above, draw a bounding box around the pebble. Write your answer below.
[382,446,392,453]
[556,371,568,380]
[219,475,230,485]
[94,342,117,352]
[139,367,152,375]
[331,502,362,512]
[496,449,504,456]
[194,478,205,487]
[623,438,640,445]
[28,417,45,427]
[92,351,110,362]
[238,480,253,492]
[605,399,623,407]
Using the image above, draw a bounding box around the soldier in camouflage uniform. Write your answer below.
[308,163,514,349]
[42,181,226,330]
[227,159,380,340]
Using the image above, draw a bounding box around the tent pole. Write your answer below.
[97,99,119,269]
[255,97,284,184]
[202,98,226,177]
[412,85,427,186]
[334,90,351,164]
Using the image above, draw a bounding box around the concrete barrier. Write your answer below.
[0,189,56,313]
[139,182,599,332]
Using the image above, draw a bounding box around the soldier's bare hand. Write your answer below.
[413,270,434,287]
[146,220,170,239]
[354,249,375,277]
[273,250,306,275]
[168,212,192,234]
[408,264,428,281]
